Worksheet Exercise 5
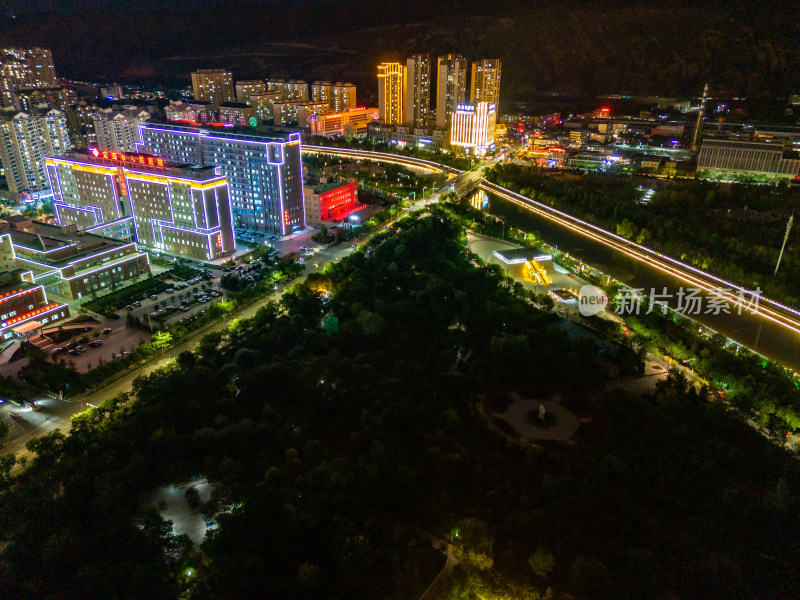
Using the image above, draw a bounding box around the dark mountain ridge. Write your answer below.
[1,1,797,103]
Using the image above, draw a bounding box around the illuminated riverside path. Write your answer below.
[302,145,800,370]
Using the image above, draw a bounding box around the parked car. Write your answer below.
[51,347,63,355]
[76,346,86,353]
[88,340,103,348]
[68,349,79,356]
[102,327,112,334]
[149,294,158,300]
[126,304,134,310]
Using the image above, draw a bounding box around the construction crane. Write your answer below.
[691,83,710,155]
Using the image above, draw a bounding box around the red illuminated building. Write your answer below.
[303,178,365,225]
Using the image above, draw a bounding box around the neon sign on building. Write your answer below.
[90,147,166,168]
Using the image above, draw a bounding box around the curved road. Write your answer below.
[304,144,800,365]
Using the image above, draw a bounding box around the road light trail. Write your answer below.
[481,181,800,337]
[301,145,464,175]
[303,144,800,335]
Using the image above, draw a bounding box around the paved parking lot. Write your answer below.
[119,272,230,330]
[32,326,149,373]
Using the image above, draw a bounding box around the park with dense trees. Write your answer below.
[1,210,799,599]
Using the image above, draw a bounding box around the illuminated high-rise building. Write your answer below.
[312,81,357,113]
[137,121,304,235]
[330,82,356,112]
[436,54,468,129]
[470,59,502,106]
[46,149,235,260]
[405,54,431,126]
[450,102,496,152]
[0,108,70,197]
[0,47,58,107]
[377,62,406,125]
[235,80,266,104]
[265,79,309,101]
[191,69,235,105]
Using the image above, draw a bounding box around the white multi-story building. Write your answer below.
[92,107,151,153]
[0,108,70,196]
[450,102,496,152]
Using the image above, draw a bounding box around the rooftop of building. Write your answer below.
[305,179,355,194]
[219,102,250,109]
[0,274,38,299]
[141,119,300,143]
[93,107,151,120]
[700,138,800,155]
[493,247,551,263]
[0,107,64,120]
[0,220,131,261]
[53,150,224,181]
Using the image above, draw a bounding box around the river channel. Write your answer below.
[479,191,800,371]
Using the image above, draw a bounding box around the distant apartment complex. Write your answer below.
[272,99,328,126]
[311,81,357,113]
[235,80,266,103]
[9,85,75,113]
[92,107,151,153]
[191,69,235,105]
[698,139,800,180]
[0,108,70,197]
[46,149,235,260]
[1,47,57,107]
[266,79,309,101]
[248,91,282,122]
[136,121,304,235]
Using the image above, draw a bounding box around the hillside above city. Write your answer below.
[2,1,798,103]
